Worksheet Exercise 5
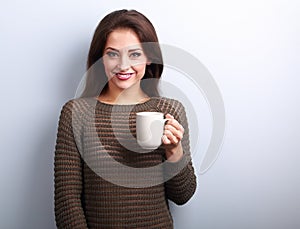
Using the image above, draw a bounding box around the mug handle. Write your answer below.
[162,118,171,124]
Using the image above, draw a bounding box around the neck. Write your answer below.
[99,85,149,105]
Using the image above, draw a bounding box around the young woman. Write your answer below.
[54,9,196,228]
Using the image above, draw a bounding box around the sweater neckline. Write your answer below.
[93,96,161,112]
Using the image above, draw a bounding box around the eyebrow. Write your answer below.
[104,47,143,52]
[128,48,143,52]
[105,47,119,52]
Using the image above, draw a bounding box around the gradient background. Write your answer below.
[1,0,299,228]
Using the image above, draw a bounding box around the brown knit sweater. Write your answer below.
[54,97,197,229]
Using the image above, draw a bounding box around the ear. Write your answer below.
[146,60,152,65]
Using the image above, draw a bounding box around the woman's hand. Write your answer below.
[162,114,184,162]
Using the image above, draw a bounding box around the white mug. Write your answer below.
[136,112,168,150]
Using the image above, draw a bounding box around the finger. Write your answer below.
[165,124,183,140]
[165,114,174,124]
[165,116,184,134]
[165,113,174,119]
[162,134,171,144]
[164,130,179,145]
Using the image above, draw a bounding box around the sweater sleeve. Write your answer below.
[54,100,88,228]
[159,98,197,205]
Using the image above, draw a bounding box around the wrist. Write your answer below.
[165,143,184,162]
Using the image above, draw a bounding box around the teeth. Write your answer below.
[116,73,132,79]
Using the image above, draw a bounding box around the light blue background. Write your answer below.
[1,0,299,228]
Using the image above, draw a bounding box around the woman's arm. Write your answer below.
[54,101,88,228]
[159,98,197,205]
[164,158,197,205]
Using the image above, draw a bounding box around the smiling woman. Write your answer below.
[100,28,150,103]
[54,9,197,229]
[81,9,164,99]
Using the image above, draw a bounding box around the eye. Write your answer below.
[130,52,142,58]
[106,51,119,58]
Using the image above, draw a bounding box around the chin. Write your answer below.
[117,83,138,91]
[111,78,142,90]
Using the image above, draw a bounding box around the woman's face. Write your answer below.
[102,28,149,93]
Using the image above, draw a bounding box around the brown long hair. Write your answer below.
[80,9,164,98]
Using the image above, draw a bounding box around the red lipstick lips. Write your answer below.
[115,73,133,80]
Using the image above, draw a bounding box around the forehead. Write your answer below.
[105,28,142,50]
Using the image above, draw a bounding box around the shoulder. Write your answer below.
[156,97,186,114]
[59,97,96,117]
[154,97,188,122]
[61,97,96,111]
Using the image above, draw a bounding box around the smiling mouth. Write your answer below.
[115,73,134,80]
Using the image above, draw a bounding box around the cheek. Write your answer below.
[103,60,117,74]
[133,64,147,76]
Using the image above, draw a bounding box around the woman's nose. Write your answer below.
[118,55,130,70]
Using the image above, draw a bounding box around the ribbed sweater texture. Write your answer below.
[54,97,197,228]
